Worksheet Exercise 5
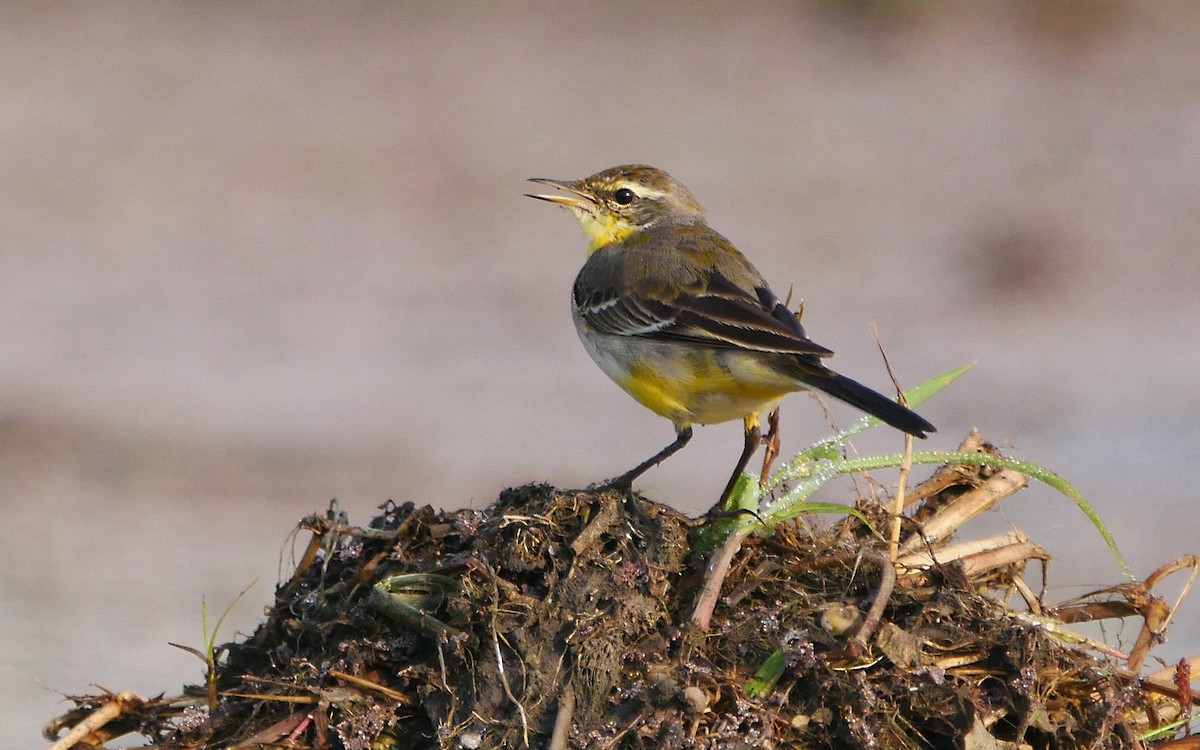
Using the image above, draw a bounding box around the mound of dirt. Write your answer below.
[45,436,1196,749]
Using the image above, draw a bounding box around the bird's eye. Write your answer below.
[613,187,637,205]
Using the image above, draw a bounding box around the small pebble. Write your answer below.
[682,685,708,715]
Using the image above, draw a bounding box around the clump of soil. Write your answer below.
[45,437,1197,749]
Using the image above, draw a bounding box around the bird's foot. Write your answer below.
[702,505,765,526]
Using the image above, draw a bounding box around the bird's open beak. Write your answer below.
[525,177,596,210]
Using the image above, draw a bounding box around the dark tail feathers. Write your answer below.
[802,371,936,438]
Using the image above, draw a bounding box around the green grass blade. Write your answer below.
[768,449,1130,579]
[745,648,786,698]
[768,362,974,490]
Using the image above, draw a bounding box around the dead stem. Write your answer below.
[46,692,144,750]
[848,552,897,656]
[547,685,575,750]
[690,525,750,631]
[872,323,912,564]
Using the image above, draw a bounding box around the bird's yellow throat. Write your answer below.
[573,209,638,255]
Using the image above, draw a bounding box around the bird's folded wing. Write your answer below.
[576,270,834,357]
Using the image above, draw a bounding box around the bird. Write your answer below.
[527,164,935,512]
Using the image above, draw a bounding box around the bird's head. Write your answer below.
[527,164,705,254]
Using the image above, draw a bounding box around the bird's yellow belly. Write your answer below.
[577,324,797,426]
[619,359,791,426]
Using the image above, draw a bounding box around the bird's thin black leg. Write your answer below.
[602,425,694,493]
[711,418,761,516]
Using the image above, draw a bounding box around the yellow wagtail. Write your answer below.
[527,164,935,510]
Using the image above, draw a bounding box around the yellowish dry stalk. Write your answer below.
[896,529,1049,580]
[898,469,1028,555]
[46,692,145,750]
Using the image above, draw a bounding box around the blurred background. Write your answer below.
[4,2,1199,745]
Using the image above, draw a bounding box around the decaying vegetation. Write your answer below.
[45,432,1199,749]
